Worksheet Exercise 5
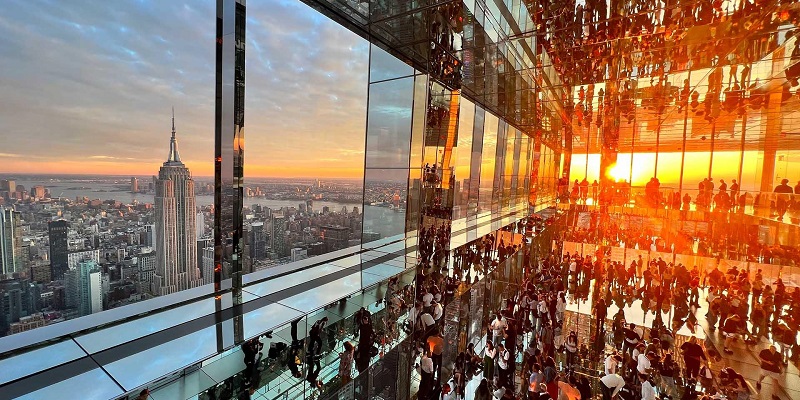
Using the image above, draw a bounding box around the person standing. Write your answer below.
[490,314,507,345]
[593,297,608,343]
[565,331,579,369]
[427,328,445,382]
[483,340,497,380]
[496,343,511,388]
[622,323,641,356]
[680,336,706,379]
[641,376,657,400]
[338,341,354,385]
[417,349,435,399]
[529,363,544,398]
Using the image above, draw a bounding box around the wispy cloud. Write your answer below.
[88,155,139,160]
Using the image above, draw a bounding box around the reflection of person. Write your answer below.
[356,314,374,372]
[774,178,793,219]
[136,389,150,400]
[308,317,328,355]
[756,345,782,390]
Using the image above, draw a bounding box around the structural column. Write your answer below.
[760,47,784,192]
[215,0,246,349]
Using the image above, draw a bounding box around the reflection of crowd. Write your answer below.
[479,239,800,400]
[534,0,799,87]
[564,210,800,267]
[559,172,800,268]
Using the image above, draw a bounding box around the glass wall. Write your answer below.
[0,1,221,337]
[244,0,369,271]
[452,99,476,223]
[363,76,415,245]
[478,112,498,216]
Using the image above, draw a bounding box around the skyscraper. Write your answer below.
[64,260,103,317]
[48,220,69,280]
[249,222,266,259]
[271,214,287,259]
[0,207,23,276]
[131,177,139,193]
[196,212,205,238]
[153,111,201,296]
[143,224,156,247]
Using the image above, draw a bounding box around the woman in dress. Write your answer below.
[338,341,354,385]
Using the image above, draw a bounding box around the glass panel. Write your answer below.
[369,44,414,83]
[478,112,498,214]
[25,368,123,399]
[0,339,86,385]
[453,99,475,220]
[73,298,217,353]
[493,121,508,212]
[468,107,485,219]
[103,325,219,390]
[365,77,415,168]
[362,169,409,244]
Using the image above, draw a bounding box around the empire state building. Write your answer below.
[153,111,202,295]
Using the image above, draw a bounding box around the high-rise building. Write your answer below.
[201,246,214,285]
[271,214,287,258]
[136,251,156,293]
[196,238,212,277]
[320,225,349,252]
[67,250,100,271]
[249,222,266,259]
[196,212,205,238]
[142,224,156,247]
[30,186,46,200]
[153,112,201,296]
[0,278,40,336]
[64,260,103,317]
[48,220,69,280]
[0,180,15,194]
[131,177,139,193]
[0,207,23,276]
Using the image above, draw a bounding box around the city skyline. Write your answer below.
[0,0,368,179]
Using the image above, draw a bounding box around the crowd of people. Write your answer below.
[413,235,800,400]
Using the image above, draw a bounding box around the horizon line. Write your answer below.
[0,172,364,181]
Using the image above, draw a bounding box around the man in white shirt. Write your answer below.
[416,351,435,398]
[422,289,434,309]
[490,314,507,345]
[409,302,423,332]
[600,373,625,400]
[420,312,436,335]
[496,343,511,388]
[641,377,657,400]
[604,353,622,375]
[637,351,654,377]
[432,300,443,323]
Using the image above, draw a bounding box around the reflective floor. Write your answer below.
[560,284,800,400]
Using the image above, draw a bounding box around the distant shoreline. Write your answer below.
[0,173,364,182]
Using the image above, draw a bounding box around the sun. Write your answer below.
[607,163,629,182]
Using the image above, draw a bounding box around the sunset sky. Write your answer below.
[0,0,369,178]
